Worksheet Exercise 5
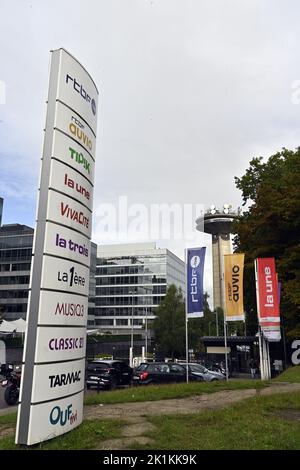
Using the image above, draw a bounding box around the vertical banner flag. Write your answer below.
[15,49,98,446]
[255,258,281,342]
[186,247,206,318]
[224,253,245,321]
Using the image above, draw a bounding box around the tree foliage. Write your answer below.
[233,148,300,338]
[152,284,216,359]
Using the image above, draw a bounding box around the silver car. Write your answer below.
[180,362,226,382]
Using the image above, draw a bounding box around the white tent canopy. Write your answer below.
[0,318,27,334]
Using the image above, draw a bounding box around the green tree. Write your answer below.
[152,285,216,359]
[233,148,300,338]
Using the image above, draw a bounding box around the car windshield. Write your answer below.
[87,362,110,371]
[135,363,149,371]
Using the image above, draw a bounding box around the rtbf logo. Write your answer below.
[66,74,96,116]
[190,256,200,303]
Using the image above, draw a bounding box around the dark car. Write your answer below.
[132,362,204,386]
[86,360,133,390]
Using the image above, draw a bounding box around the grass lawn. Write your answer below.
[0,418,125,450]
[274,365,300,383]
[131,391,300,450]
[84,379,267,405]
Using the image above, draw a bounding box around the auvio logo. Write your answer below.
[55,302,84,317]
[49,337,84,350]
[49,404,78,426]
[69,116,93,151]
[49,371,81,388]
[228,265,240,302]
[66,74,96,116]
[55,233,89,258]
[57,266,86,287]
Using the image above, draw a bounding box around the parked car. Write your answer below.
[132,362,204,386]
[86,360,133,390]
[179,362,226,382]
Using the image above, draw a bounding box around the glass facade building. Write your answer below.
[0,224,33,321]
[94,243,185,334]
[0,222,97,324]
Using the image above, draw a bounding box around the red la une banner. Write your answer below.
[256,257,280,324]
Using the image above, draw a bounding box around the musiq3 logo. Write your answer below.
[66,74,97,116]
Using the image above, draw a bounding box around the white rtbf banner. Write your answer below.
[16,49,98,446]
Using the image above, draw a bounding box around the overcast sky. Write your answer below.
[1,0,300,299]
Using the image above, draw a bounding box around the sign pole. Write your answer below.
[185,248,189,383]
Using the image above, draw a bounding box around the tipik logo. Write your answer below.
[49,404,78,427]
[49,371,81,388]
[69,146,91,174]
[66,74,96,116]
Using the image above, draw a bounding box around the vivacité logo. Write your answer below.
[66,74,96,116]
[49,404,77,426]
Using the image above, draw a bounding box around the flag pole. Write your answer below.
[224,314,229,381]
[185,248,189,383]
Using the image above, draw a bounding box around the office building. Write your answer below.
[94,242,185,335]
[0,223,33,321]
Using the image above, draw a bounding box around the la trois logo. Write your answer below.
[66,74,96,116]
[49,404,78,427]
[228,265,240,302]
[57,266,86,287]
[55,233,89,257]
[49,370,81,388]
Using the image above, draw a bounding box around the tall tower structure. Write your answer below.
[196,204,240,312]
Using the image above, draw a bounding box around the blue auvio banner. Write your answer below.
[186,247,206,318]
